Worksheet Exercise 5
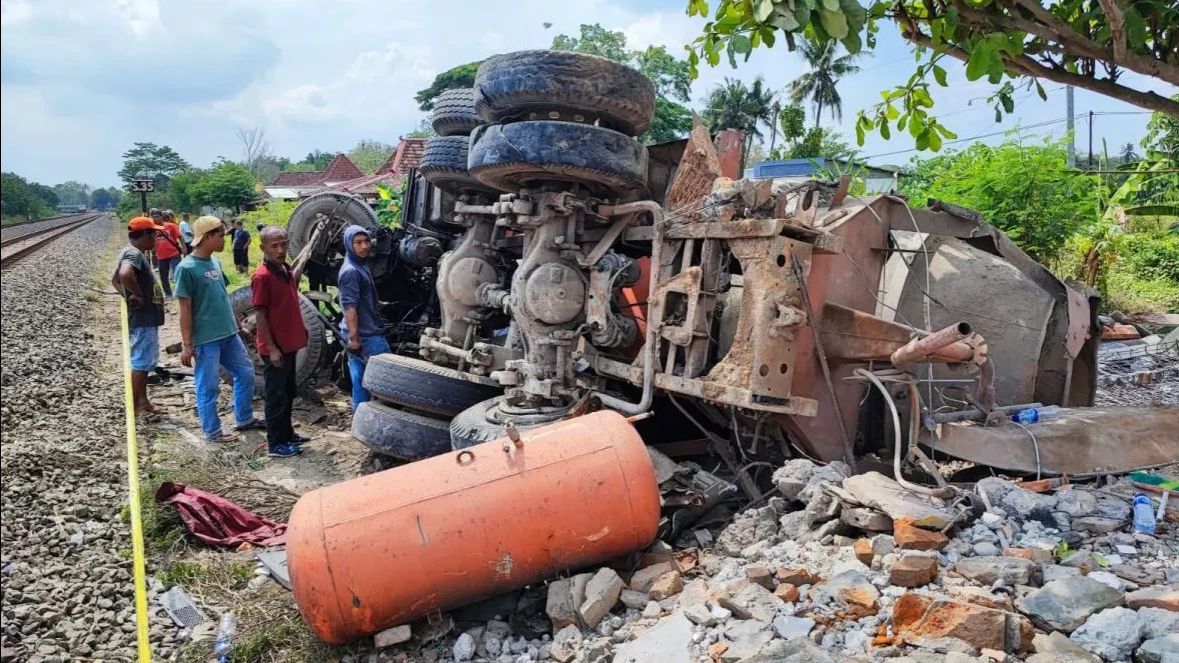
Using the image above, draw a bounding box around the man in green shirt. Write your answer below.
[175,216,264,442]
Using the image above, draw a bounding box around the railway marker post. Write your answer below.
[129,178,154,213]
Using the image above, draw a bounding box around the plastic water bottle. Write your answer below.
[213,613,236,662]
[1133,494,1156,535]
[1011,405,1062,424]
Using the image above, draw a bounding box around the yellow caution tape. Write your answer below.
[119,297,153,662]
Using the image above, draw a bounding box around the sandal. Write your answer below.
[207,431,239,443]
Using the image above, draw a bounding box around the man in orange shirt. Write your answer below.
[154,209,187,298]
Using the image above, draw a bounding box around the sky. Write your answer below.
[1,0,1175,189]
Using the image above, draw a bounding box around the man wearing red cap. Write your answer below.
[112,216,168,416]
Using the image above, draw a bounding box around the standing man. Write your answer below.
[174,216,264,443]
[178,212,194,254]
[155,209,186,298]
[112,216,167,416]
[338,225,389,410]
[251,226,313,458]
[232,219,251,275]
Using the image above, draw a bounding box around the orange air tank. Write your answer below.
[286,410,661,644]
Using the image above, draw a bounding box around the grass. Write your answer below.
[159,559,253,590]
[1104,271,1179,314]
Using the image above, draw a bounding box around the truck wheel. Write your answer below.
[226,287,326,394]
[449,397,570,450]
[469,121,648,195]
[431,88,481,137]
[474,50,655,136]
[419,136,496,195]
[362,354,500,418]
[287,191,379,260]
[352,401,452,461]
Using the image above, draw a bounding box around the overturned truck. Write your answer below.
[277,50,1176,644]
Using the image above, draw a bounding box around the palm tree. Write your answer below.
[1118,142,1140,166]
[703,77,777,167]
[789,41,862,127]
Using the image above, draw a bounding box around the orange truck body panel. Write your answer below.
[286,410,661,644]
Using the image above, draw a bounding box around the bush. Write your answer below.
[1119,232,1179,283]
[239,200,299,230]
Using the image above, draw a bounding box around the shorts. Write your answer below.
[129,325,160,372]
[233,248,248,267]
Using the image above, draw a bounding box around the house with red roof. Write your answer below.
[264,153,364,200]
[327,138,428,202]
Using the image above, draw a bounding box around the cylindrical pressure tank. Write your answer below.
[287,410,661,644]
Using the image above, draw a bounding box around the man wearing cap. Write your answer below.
[112,217,168,416]
[174,216,264,443]
[338,225,390,410]
[154,209,186,298]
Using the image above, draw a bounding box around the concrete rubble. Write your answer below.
[364,461,1177,663]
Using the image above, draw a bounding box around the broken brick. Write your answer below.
[776,567,819,586]
[889,555,939,587]
[853,538,874,566]
[893,519,949,551]
[1002,547,1052,563]
[647,571,683,601]
[892,593,1010,652]
[774,583,799,603]
[744,564,776,590]
[628,562,674,592]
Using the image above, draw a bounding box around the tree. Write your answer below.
[773,126,856,160]
[347,140,394,175]
[552,24,630,62]
[414,61,483,111]
[53,181,91,206]
[901,139,1094,261]
[2,172,53,220]
[406,119,436,139]
[685,0,1179,152]
[167,170,206,213]
[29,183,59,209]
[1142,94,1179,164]
[1117,143,1140,166]
[239,128,275,181]
[788,40,861,127]
[191,161,257,213]
[117,142,190,186]
[552,24,698,144]
[702,77,777,166]
[90,187,121,211]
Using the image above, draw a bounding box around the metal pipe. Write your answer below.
[890,322,974,366]
[930,402,1043,424]
[854,368,952,498]
[596,201,664,416]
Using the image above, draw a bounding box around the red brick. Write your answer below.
[893,519,949,551]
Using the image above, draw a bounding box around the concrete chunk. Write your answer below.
[547,578,578,630]
[374,624,411,648]
[841,472,956,529]
[611,612,691,663]
[718,580,783,622]
[1068,607,1142,662]
[579,568,624,629]
[628,562,674,592]
[1126,586,1179,612]
[1016,576,1125,633]
[1136,634,1179,663]
[954,555,1037,586]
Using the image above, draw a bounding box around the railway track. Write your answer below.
[0,213,107,268]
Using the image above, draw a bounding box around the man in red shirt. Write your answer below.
[154,209,186,298]
[252,226,310,458]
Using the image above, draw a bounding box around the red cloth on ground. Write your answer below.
[155,482,286,548]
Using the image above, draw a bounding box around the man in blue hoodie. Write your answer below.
[338,225,389,409]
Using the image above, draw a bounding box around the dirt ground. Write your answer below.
[92,238,379,661]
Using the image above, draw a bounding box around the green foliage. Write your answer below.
[347,140,394,175]
[373,182,405,229]
[1121,232,1179,283]
[772,126,856,160]
[166,170,206,214]
[406,118,436,139]
[287,150,333,171]
[788,40,861,126]
[1143,96,1179,163]
[901,139,1095,262]
[191,161,257,212]
[1,172,55,220]
[53,181,90,206]
[553,24,698,145]
[644,99,695,144]
[89,186,122,210]
[117,142,190,186]
[115,189,173,217]
[414,61,482,111]
[552,24,630,62]
[240,200,299,230]
[702,77,776,165]
[685,0,1179,152]
[778,102,807,144]
[1104,269,1179,314]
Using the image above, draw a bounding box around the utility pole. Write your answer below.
[1088,110,1094,170]
[1065,86,1075,168]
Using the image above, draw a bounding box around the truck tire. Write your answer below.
[352,401,452,461]
[362,353,500,417]
[226,287,326,394]
[468,121,648,195]
[419,136,495,194]
[474,50,655,136]
[287,191,378,260]
[449,397,569,450]
[431,88,481,137]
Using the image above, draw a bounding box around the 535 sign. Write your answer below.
[129,179,155,193]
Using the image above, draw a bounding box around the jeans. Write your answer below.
[263,351,298,446]
[347,335,390,411]
[129,325,159,372]
[193,334,257,439]
[158,256,177,297]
